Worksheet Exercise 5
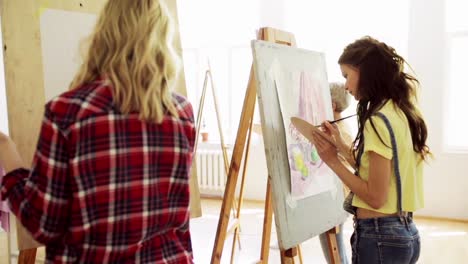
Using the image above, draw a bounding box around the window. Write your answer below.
[177,0,409,144]
[177,0,261,143]
[444,0,468,150]
[284,0,409,137]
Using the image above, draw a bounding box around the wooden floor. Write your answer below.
[0,198,467,263]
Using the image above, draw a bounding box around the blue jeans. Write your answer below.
[319,223,349,264]
[351,216,420,264]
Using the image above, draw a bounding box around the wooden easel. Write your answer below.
[211,27,342,264]
[195,62,243,244]
[194,61,230,173]
[195,61,246,261]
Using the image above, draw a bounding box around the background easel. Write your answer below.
[194,61,230,173]
[211,27,342,264]
[195,60,247,263]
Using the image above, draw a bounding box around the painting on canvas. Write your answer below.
[252,39,348,249]
[255,41,336,200]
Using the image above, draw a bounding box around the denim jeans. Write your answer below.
[319,223,349,264]
[351,216,420,264]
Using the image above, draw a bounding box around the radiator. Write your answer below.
[196,148,229,196]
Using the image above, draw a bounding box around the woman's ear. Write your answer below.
[332,102,337,112]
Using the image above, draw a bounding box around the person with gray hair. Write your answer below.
[330,82,351,115]
[318,82,353,264]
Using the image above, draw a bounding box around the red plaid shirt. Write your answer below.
[1,80,195,263]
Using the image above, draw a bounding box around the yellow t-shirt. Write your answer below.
[336,121,354,195]
[352,100,424,213]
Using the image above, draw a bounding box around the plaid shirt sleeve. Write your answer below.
[2,86,195,262]
[1,105,71,244]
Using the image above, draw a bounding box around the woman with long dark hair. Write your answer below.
[312,36,430,263]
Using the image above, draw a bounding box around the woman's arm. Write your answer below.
[338,148,356,170]
[0,109,71,244]
[318,122,356,169]
[312,131,391,209]
[0,133,26,173]
[328,151,391,209]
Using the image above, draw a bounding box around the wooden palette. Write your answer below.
[290,116,336,146]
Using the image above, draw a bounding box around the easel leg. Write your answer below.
[297,245,303,264]
[212,27,299,264]
[211,66,258,264]
[18,248,36,264]
[230,114,255,263]
[281,247,298,264]
[230,229,238,264]
[6,217,11,264]
[258,179,273,263]
[325,227,341,264]
[259,180,304,264]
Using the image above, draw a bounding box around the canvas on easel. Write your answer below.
[212,27,345,264]
[251,39,348,250]
[263,45,337,201]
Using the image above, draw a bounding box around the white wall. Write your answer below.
[240,0,286,201]
[408,0,468,220]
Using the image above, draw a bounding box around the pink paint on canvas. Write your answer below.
[288,71,332,198]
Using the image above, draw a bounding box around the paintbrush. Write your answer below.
[314,114,356,127]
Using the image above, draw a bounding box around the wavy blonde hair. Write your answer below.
[70,0,180,123]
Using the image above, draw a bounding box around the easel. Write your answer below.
[194,61,230,171]
[195,61,246,261]
[211,27,342,264]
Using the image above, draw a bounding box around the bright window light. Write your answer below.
[284,0,409,137]
[444,0,468,151]
[445,0,468,33]
[177,0,261,143]
[176,0,409,144]
[445,36,468,149]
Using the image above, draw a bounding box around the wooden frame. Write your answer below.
[211,27,341,264]
[0,0,200,262]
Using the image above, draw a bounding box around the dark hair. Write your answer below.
[338,36,430,160]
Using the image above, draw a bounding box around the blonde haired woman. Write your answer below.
[0,1,195,263]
